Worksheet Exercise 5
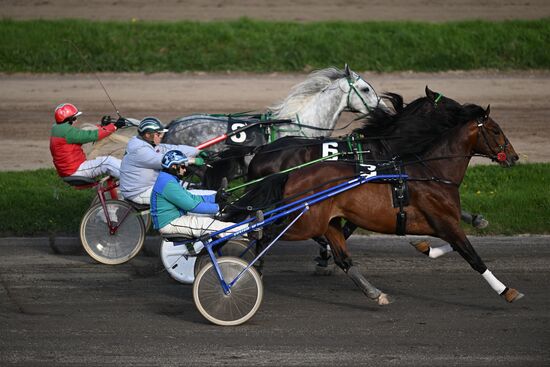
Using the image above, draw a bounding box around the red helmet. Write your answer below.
[54,103,82,123]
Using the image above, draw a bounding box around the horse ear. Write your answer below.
[344,64,351,76]
[485,105,491,116]
[425,86,436,101]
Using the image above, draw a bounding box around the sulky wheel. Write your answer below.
[193,257,263,326]
[91,195,151,233]
[80,200,145,265]
[194,239,256,277]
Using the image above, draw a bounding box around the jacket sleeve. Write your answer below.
[158,143,199,158]
[200,194,217,203]
[133,145,164,169]
[64,124,116,144]
[191,201,220,215]
[162,181,204,212]
[96,124,117,140]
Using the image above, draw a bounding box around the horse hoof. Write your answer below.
[502,288,525,303]
[314,264,334,276]
[472,215,489,229]
[410,240,430,255]
[376,293,391,305]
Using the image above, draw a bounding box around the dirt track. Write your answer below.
[2,0,549,22]
[1,71,549,171]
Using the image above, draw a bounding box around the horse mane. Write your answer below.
[253,135,325,154]
[268,67,347,119]
[223,173,289,222]
[355,93,487,158]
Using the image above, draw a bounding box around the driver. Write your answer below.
[119,117,203,204]
[151,150,260,241]
[50,103,126,179]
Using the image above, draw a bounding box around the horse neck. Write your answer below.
[417,121,478,186]
[275,84,346,138]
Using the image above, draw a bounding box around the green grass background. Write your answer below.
[1,18,548,236]
[0,164,548,236]
[1,18,549,72]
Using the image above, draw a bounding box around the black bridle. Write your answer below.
[476,116,510,163]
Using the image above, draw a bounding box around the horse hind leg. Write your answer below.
[324,223,390,305]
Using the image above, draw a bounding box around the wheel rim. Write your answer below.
[80,200,144,265]
[193,257,263,326]
[194,240,256,277]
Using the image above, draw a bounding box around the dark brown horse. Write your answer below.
[246,87,491,265]
[236,104,522,305]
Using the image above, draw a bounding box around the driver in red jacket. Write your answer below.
[50,103,125,178]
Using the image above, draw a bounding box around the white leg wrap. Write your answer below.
[482,270,506,294]
[429,244,453,259]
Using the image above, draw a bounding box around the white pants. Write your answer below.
[159,215,249,239]
[73,156,121,179]
[129,187,153,205]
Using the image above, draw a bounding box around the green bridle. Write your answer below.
[346,74,375,114]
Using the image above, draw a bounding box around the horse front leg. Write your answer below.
[437,224,524,303]
[410,239,454,259]
[324,222,390,305]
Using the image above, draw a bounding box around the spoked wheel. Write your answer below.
[193,257,263,326]
[160,239,197,284]
[194,239,256,277]
[91,195,151,232]
[80,200,145,265]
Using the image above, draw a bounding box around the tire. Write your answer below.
[194,239,256,277]
[140,211,152,232]
[160,239,197,284]
[193,257,263,326]
[80,200,145,265]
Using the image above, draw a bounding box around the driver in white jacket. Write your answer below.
[119,117,201,204]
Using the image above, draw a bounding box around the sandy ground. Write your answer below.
[1,0,549,22]
[0,70,548,171]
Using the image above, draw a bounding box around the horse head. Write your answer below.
[472,105,519,167]
[342,64,387,114]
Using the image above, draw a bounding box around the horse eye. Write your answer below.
[362,87,370,93]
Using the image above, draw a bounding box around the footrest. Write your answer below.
[161,234,194,243]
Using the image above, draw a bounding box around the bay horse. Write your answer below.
[247,86,466,179]
[231,103,523,305]
[245,87,488,263]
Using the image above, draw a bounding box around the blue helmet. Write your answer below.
[161,150,188,169]
[138,117,168,134]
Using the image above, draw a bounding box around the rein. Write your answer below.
[222,145,491,214]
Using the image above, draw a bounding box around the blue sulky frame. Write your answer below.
[192,173,407,295]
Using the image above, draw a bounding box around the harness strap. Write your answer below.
[391,162,408,235]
